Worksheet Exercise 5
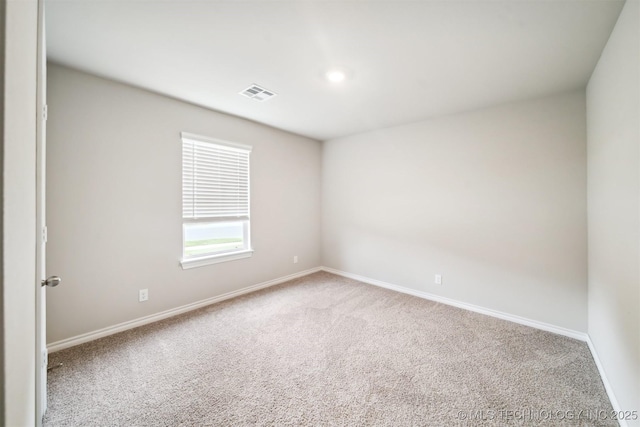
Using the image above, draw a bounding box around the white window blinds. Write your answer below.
[182,133,251,220]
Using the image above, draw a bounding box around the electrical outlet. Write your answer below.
[293,255,298,264]
[139,289,149,302]
[435,274,442,285]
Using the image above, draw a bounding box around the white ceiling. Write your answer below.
[46,0,624,141]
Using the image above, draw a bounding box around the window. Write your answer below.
[180,132,252,269]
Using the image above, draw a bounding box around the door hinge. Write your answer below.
[42,226,47,244]
[43,104,48,121]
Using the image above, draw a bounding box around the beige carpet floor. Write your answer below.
[44,272,615,426]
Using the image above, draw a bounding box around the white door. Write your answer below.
[36,0,53,424]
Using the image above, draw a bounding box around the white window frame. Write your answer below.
[180,132,253,269]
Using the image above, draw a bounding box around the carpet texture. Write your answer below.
[44,272,615,426]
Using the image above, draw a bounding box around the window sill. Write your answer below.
[180,249,254,270]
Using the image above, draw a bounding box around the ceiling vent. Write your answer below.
[239,84,277,102]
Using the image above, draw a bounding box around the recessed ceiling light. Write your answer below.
[325,70,346,83]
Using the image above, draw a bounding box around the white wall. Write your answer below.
[46,64,322,343]
[586,0,639,419]
[322,91,588,332]
[2,0,38,425]
[0,1,5,419]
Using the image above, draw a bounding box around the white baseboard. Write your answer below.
[586,337,627,427]
[47,267,322,353]
[321,266,588,342]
